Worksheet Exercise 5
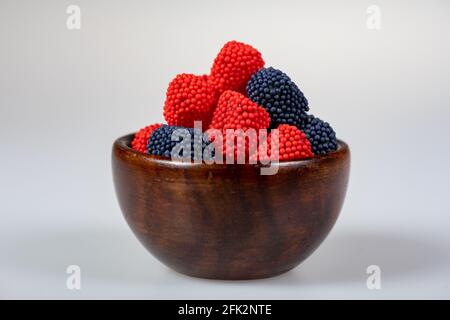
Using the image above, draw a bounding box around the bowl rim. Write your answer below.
[113,133,349,168]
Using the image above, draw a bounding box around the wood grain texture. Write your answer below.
[112,134,350,280]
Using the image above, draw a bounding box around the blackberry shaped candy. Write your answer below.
[147,125,211,160]
[301,115,338,155]
[246,67,309,128]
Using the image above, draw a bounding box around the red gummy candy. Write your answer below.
[209,41,264,95]
[163,74,216,128]
[131,123,163,153]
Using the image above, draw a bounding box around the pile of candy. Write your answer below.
[131,41,337,161]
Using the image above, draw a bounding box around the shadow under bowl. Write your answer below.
[112,134,350,280]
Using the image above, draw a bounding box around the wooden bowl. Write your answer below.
[112,134,350,280]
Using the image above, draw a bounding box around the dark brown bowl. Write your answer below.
[112,134,350,280]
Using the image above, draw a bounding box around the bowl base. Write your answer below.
[167,265,298,281]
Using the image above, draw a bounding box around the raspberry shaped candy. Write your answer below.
[209,90,270,131]
[147,125,211,160]
[131,123,163,153]
[209,90,270,162]
[163,74,216,128]
[209,41,265,94]
[301,115,337,155]
[246,67,309,128]
[252,124,313,162]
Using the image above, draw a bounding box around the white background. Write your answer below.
[1,0,450,299]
